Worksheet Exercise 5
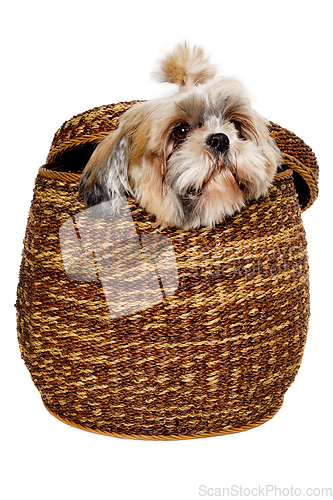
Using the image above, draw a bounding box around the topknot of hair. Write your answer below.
[154,42,217,88]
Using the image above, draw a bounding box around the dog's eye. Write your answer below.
[230,119,244,139]
[174,123,191,140]
[230,119,241,133]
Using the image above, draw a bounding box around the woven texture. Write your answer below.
[46,101,141,164]
[16,101,318,439]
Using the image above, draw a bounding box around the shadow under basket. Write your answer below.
[16,101,319,440]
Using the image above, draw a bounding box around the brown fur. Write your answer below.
[78,43,282,229]
[155,41,217,87]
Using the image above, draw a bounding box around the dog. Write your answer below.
[78,42,282,229]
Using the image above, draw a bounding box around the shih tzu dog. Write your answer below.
[78,42,282,229]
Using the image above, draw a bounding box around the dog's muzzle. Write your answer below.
[206,133,229,154]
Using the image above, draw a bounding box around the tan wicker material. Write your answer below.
[16,101,319,439]
[43,399,284,440]
[46,101,142,164]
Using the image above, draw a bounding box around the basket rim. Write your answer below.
[43,100,319,211]
[38,162,295,180]
[37,160,294,184]
[37,152,317,212]
[43,398,284,440]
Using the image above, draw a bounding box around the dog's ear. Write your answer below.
[78,128,133,209]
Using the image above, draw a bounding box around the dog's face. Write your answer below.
[79,48,282,229]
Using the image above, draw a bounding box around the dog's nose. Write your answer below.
[206,133,229,153]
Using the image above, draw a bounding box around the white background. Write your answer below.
[1,1,332,499]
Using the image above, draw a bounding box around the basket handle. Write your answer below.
[269,122,319,211]
[280,152,319,211]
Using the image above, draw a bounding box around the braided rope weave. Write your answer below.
[16,102,319,439]
[43,399,284,440]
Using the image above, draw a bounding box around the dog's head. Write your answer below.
[79,43,282,229]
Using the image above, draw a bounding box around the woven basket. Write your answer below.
[16,101,319,440]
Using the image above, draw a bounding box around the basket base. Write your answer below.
[42,398,284,440]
